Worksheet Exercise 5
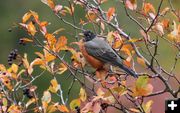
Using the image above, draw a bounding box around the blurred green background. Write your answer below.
[0,0,179,112]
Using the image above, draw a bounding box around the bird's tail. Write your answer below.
[117,63,138,78]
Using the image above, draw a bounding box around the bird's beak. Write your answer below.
[78,33,84,38]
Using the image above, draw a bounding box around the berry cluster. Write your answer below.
[8,49,18,65]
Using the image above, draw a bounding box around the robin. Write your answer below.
[79,30,138,78]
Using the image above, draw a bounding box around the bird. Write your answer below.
[79,30,138,78]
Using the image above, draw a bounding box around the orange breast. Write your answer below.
[79,42,104,69]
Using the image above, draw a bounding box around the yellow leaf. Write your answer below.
[27,22,36,36]
[70,98,81,110]
[0,64,6,71]
[57,105,69,112]
[26,98,36,108]
[142,100,153,113]
[49,79,60,93]
[137,57,146,67]
[58,63,67,74]
[79,88,87,102]
[11,64,18,73]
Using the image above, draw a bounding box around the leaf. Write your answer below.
[57,105,69,112]
[142,100,153,113]
[161,19,169,29]
[54,5,63,14]
[49,78,60,93]
[167,21,180,43]
[70,98,81,110]
[143,3,155,14]
[0,64,6,71]
[41,0,55,9]
[79,88,87,102]
[107,7,115,21]
[27,21,37,36]
[42,90,51,104]
[126,0,137,10]
[86,11,97,22]
[93,102,101,113]
[64,5,74,15]
[57,63,67,74]
[55,36,67,52]
[2,77,12,90]
[154,23,164,36]
[44,49,56,62]
[20,38,33,43]
[129,108,140,113]
[11,64,18,73]
[123,56,132,67]
[137,57,146,67]
[31,58,44,66]
[45,33,57,49]
[30,10,39,22]
[22,12,31,23]
[47,105,57,113]
[113,86,127,96]
[133,75,153,97]
[26,98,36,108]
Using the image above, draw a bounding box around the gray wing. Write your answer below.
[84,38,122,65]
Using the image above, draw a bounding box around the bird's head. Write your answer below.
[82,31,96,42]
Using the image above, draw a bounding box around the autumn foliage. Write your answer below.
[0,0,180,113]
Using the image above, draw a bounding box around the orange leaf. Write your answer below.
[107,7,115,21]
[45,33,57,49]
[44,49,56,62]
[22,12,31,23]
[57,105,69,112]
[143,3,155,14]
[27,22,37,36]
[30,10,39,22]
[41,0,55,9]
[86,11,97,22]
[20,38,33,43]
[31,58,44,66]
[137,57,146,67]
[55,36,67,52]
[161,19,169,29]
